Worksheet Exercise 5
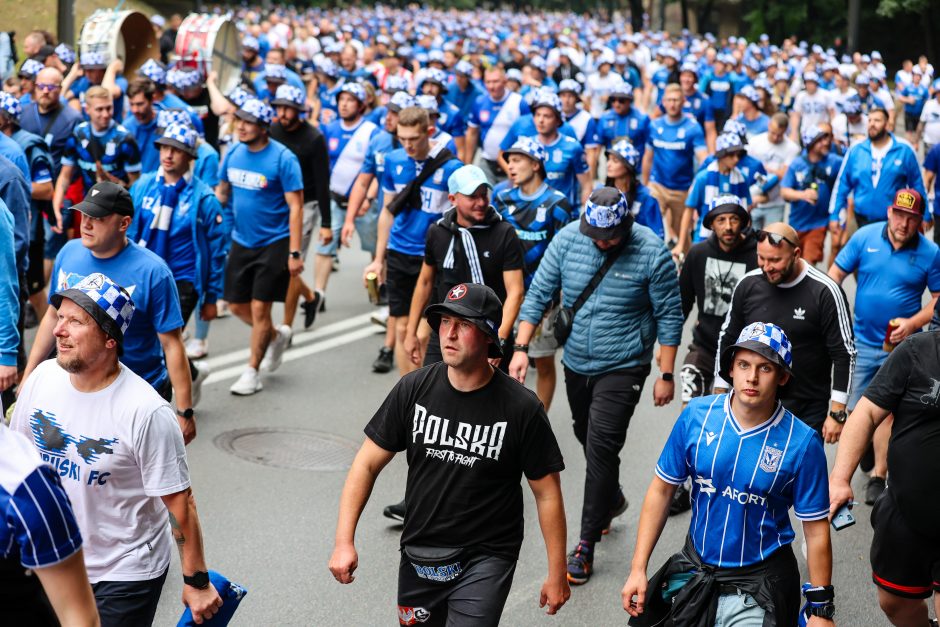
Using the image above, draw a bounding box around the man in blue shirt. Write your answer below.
[466,66,529,183]
[418,68,467,162]
[23,181,197,444]
[782,127,843,266]
[123,78,160,174]
[701,54,735,131]
[496,137,572,410]
[829,106,926,237]
[558,79,601,176]
[733,85,770,139]
[898,69,929,145]
[597,82,650,161]
[445,60,482,152]
[642,84,707,247]
[623,322,834,626]
[363,106,462,379]
[62,53,128,123]
[218,98,304,396]
[828,188,940,506]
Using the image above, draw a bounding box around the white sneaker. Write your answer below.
[191,360,211,408]
[230,367,262,396]
[260,324,292,373]
[370,306,389,328]
[186,338,208,359]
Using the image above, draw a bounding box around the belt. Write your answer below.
[330,191,349,208]
[718,583,742,595]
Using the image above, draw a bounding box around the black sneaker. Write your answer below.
[669,482,692,516]
[383,499,405,522]
[301,292,322,329]
[331,256,340,273]
[373,347,394,373]
[566,541,594,585]
[601,487,628,535]
[865,476,886,505]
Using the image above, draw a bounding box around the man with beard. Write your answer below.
[597,82,650,161]
[466,67,529,183]
[12,272,222,626]
[669,195,757,515]
[318,83,379,308]
[123,79,160,173]
[269,85,332,333]
[714,222,856,440]
[240,35,265,86]
[828,189,940,506]
[402,164,524,369]
[829,106,926,240]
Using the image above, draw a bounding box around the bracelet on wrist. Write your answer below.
[512,343,529,354]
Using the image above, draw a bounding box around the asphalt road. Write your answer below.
[144,244,907,626]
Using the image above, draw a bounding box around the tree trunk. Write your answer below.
[679,0,690,30]
[924,4,936,63]
[696,0,715,34]
[630,0,643,32]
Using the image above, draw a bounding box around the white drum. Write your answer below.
[174,14,242,93]
[79,10,157,75]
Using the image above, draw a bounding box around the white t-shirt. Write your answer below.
[747,133,800,205]
[585,71,626,118]
[920,99,940,146]
[832,112,869,148]
[870,139,891,188]
[11,360,190,583]
[792,90,832,135]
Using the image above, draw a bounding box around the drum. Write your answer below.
[79,10,157,75]
[174,14,242,93]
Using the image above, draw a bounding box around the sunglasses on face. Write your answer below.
[36,83,61,92]
[756,230,798,247]
[610,97,629,104]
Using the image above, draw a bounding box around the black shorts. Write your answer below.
[904,115,920,133]
[397,551,515,626]
[681,342,716,403]
[92,567,168,627]
[224,238,290,304]
[870,490,940,599]
[26,214,46,296]
[176,280,199,324]
[386,250,424,317]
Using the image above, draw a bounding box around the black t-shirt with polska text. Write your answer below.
[863,331,940,538]
[365,362,564,560]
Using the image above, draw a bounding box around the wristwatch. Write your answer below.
[661,372,674,382]
[807,603,836,620]
[183,570,210,590]
[289,250,302,260]
[513,343,529,354]
[829,409,847,424]
[177,408,194,420]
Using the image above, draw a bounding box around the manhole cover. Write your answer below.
[214,428,358,471]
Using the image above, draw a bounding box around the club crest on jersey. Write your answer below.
[759,446,783,472]
[630,118,637,130]
[433,169,444,184]
[552,149,563,163]
[678,128,686,139]
[536,206,547,223]
[329,137,339,151]
[479,110,490,123]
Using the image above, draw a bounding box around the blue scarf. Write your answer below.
[140,170,188,260]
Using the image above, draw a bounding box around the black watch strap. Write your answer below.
[512,343,529,354]
[661,372,674,382]
[289,250,302,259]
[183,570,210,589]
[177,408,194,420]
[829,409,847,424]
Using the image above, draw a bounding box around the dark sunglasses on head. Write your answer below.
[756,230,797,247]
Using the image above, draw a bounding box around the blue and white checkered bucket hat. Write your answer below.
[235,98,274,126]
[271,84,305,110]
[714,131,746,158]
[51,273,135,354]
[0,92,22,124]
[138,58,167,85]
[225,86,250,108]
[154,121,198,157]
[80,51,108,69]
[156,108,193,131]
[606,139,640,171]
[338,82,366,103]
[503,136,548,164]
[580,186,631,240]
[55,43,76,65]
[720,321,794,382]
[264,64,288,83]
[388,91,416,113]
[18,59,45,79]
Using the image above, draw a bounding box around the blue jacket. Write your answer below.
[129,173,227,303]
[0,202,18,366]
[0,154,31,274]
[829,136,927,224]
[519,221,683,375]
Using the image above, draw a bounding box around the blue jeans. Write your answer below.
[750,203,785,232]
[317,201,379,256]
[714,590,765,627]
[848,341,889,410]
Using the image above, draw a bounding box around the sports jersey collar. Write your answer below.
[518,182,550,202]
[90,120,116,137]
[880,224,921,251]
[724,392,786,436]
[776,260,808,288]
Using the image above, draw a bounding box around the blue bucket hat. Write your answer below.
[271,84,305,110]
[18,59,45,79]
[580,186,631,240]
[387,91,416,113]
[235,98,274,126]
[80,51,107,70]
[719,321,794,382]
[138,58,166,85]
[55,43,76,65]
[51,272,135,355]
[606,139,641,171]
[558,79,582,95]
[264,64,288,84]
[338,82,367,103]
[154,121,198,157]
[0,92,22,124]
[503,136,548,164]
[714,131,747,159]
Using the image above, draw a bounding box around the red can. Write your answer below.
[883,319,900,352]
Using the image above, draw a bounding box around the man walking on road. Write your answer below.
[715,222,855,439]
[12,273,222,626]
[623,322,835,627]
[510,187,683,585]
[828,188,940,506]
[329,283,570,625]
[216,98,304,396]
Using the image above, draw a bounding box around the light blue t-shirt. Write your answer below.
[647,116,706,190]
[50,240,183,389]
[122,115,160,174]
[533,133,589,208]
[219,139,303,248]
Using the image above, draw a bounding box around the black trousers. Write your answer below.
[781,396,829,434]
[564,364,650,542]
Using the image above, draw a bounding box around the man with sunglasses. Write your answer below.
[715,222,855,442]
[597,82,650,163]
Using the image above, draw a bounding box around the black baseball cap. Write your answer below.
[425,283,504,358]
[72,182,135,218]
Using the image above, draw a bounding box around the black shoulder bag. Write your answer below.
[552,240,628,346]
[386,147,455,217]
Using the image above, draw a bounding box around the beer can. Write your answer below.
[366,272,381,305]
[883,318,900,352]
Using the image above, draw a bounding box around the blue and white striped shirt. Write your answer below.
[1,424,82,568]
[656,393,829,568]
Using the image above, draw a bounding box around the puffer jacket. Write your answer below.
[519,220,683,375]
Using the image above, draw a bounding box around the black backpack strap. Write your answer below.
[569,236,629,316]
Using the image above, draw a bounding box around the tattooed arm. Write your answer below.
[162,489,222,624]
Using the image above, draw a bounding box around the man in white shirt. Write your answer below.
[789,72,831,142]
[585,51,624,119]
[918,87,940,152]
[12,273,222,627]
[749,112,800,227]
[832,97,869,151]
